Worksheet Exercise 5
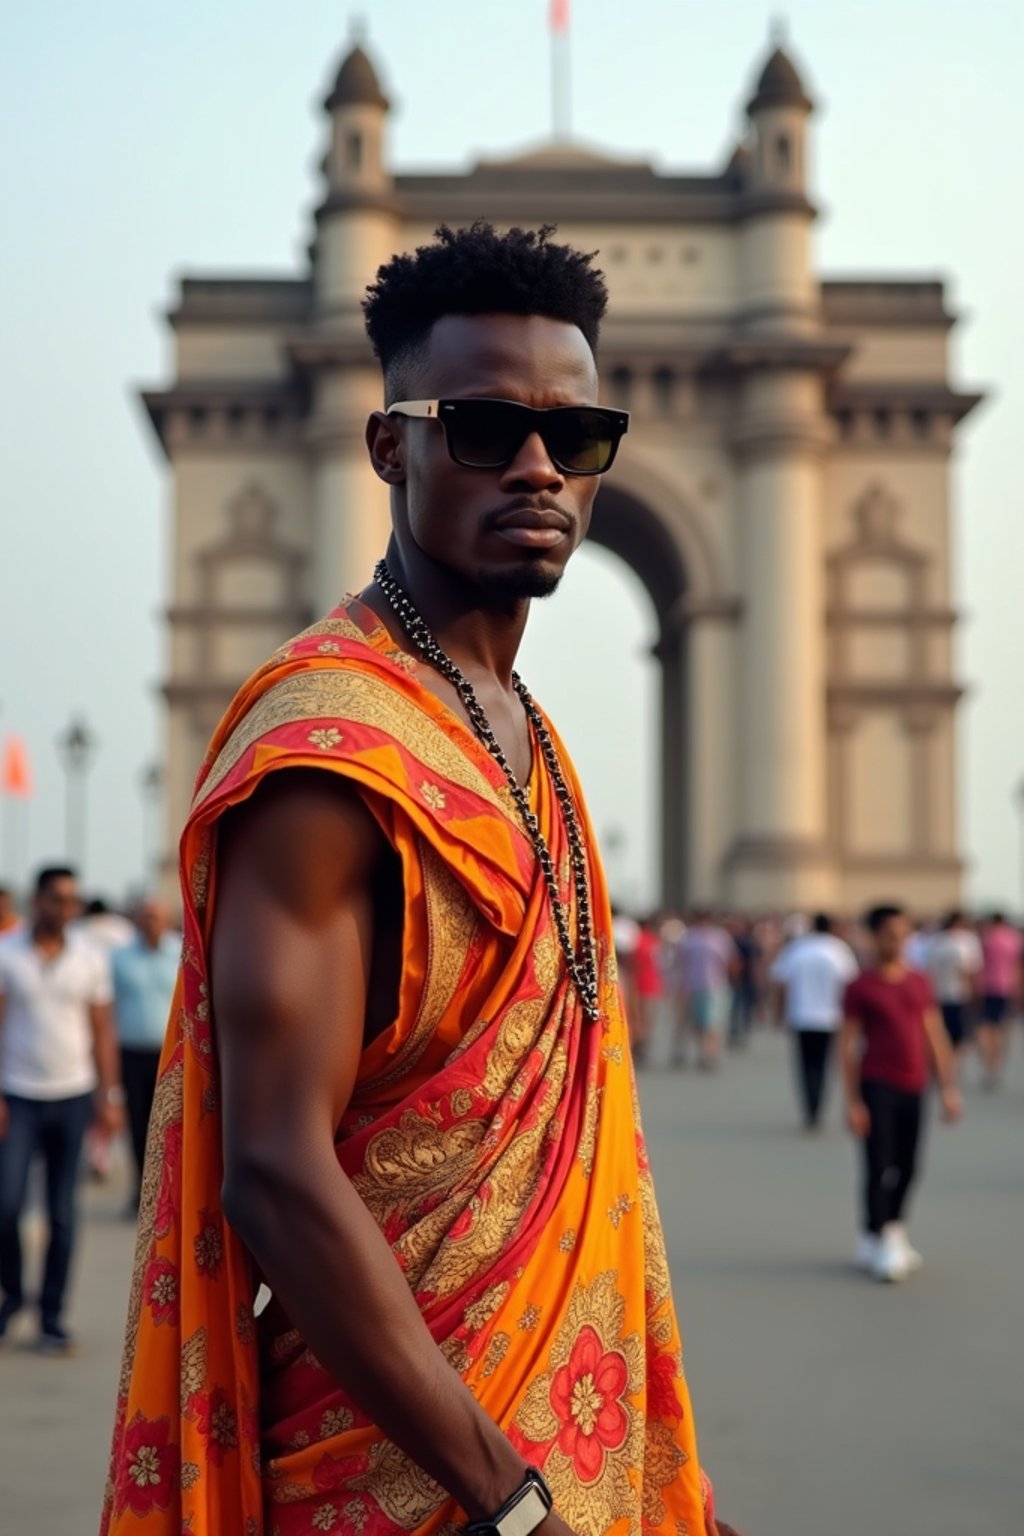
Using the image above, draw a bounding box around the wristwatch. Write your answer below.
[465,1468,553,1536]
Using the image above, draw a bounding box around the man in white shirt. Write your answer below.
[0,866,123,1352]
[771,912,859,1128]
[924,910,983,1057]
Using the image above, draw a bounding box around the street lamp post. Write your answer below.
[1014,777,1024,917]
[139,761,164,889]
[57,716,96,872]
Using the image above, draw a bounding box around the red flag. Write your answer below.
[1,735,32,798]
[550,0,570,32]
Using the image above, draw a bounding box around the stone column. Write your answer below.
[727,367,834,909]
[307,365,391,615]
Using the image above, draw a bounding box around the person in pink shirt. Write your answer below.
[978,912,1023,1086]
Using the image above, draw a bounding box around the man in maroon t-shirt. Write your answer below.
[841,903,963,1282]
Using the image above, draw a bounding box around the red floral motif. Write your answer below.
[115,1411,178,1517]
[155,1120,183,1237]
[192,1387,239,1465]
[143,1255,180,1326]
[549,1325,629,1483]
[193,1208,223,1278]
[645,1339,684,1422]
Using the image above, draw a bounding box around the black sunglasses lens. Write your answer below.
[446,402,523,468]
[444,402,620,474]
[546,410,617,474]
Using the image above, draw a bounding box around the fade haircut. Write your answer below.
[865,903,904,934]
[35,865,76,895]
[362,222,609,404]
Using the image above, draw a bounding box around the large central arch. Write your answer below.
[587,483,690,910]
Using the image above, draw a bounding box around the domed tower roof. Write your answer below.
[746,45,813,114]
[325,44,390,112]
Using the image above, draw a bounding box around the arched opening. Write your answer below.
[518,483,690,912]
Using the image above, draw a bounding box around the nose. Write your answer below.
[499,430,565,494]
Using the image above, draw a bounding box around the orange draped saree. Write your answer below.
[101,599,713,1536]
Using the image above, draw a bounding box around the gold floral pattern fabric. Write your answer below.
[101,597,713,1536]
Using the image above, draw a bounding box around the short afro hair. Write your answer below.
[362,222,608,403]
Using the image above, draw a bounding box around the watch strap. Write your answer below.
[465,1467,552,1536]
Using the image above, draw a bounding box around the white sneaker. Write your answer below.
[872,1225,909,1283]
[854,1232,879,1270]
[889,1223,923,1272]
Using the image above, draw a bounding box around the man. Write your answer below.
[0,866,123,1351]
[923,910,982,1061]
[977,911,1022,1087]
[111,898,180,1212]
[840,904,962,1283]
[674,911,737,1071]
[726,918,761,1050]
[0,885,22,938]
[102,226,734,1536]
[771,913,858,1130]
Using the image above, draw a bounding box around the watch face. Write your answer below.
[498,1484,549,1536]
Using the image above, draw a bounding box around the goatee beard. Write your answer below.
[475,563,563,609]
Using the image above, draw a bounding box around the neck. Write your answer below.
[33,922,63,948]
[368,537,530,687]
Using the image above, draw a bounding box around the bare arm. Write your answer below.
[212,770,541,1524]
[89,998,124,1135]
[922,1004,964,1120]
[839,1014,870,1137]
[0,992,7,1139]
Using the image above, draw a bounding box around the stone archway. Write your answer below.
[587,483,690,910]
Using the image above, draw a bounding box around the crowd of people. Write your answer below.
[0,867,1020,1351]
[614,903,1021,1280]
[0,870,179,1353]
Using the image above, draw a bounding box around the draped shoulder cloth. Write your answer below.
[101,599,714,1536]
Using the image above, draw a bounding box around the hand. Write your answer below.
[846,1099,871,1138]
[95,1100,126,1139]
[940,1084,963,1124]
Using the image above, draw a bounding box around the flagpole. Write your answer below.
[550,0,571,141]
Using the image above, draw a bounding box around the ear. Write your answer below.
[366,412,407,485]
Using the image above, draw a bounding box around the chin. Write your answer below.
[476,561,564,605]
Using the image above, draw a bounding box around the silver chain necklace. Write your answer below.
[373,559,601,1024]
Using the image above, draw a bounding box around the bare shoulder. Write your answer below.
[216,768,386,920]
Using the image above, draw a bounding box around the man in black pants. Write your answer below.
[771,912,858,1128]
[841,904,962,1282]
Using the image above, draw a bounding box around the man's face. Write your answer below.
[875,914,908,963]
[136,899,168,947]
[33,876,79,935]
[370,313,603,604]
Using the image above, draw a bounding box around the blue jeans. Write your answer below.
[0,1092,93,1326]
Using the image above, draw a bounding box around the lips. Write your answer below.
[490,505,572,550]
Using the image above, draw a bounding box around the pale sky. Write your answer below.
[2,0,1022,910]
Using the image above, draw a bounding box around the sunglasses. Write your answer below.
[387,398,629,477]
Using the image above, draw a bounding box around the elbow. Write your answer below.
[221,1145,292,1255]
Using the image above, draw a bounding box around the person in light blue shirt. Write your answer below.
[110,898,180,1209]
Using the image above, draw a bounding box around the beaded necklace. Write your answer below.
[373,559,601,1024]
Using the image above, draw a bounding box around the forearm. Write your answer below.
[90,1006,120,1097]
[923,1010,955,1088]
[223,1139,527,1519]
[839,1024,861,1104]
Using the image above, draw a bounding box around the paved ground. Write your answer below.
[1,1023,1021,1535]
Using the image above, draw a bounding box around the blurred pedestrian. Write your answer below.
[840,904,962,1283]
[75,896,134,955]
[0,886,22,939]
[675,910,737,1070]
[0,866,123,1351]
[977,911,1023,1087]
[924,910,982,1063]
[111,896,180,1213]
[629,915,663,1065]
[771,913,858,1129]
[726,917,761,1049]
